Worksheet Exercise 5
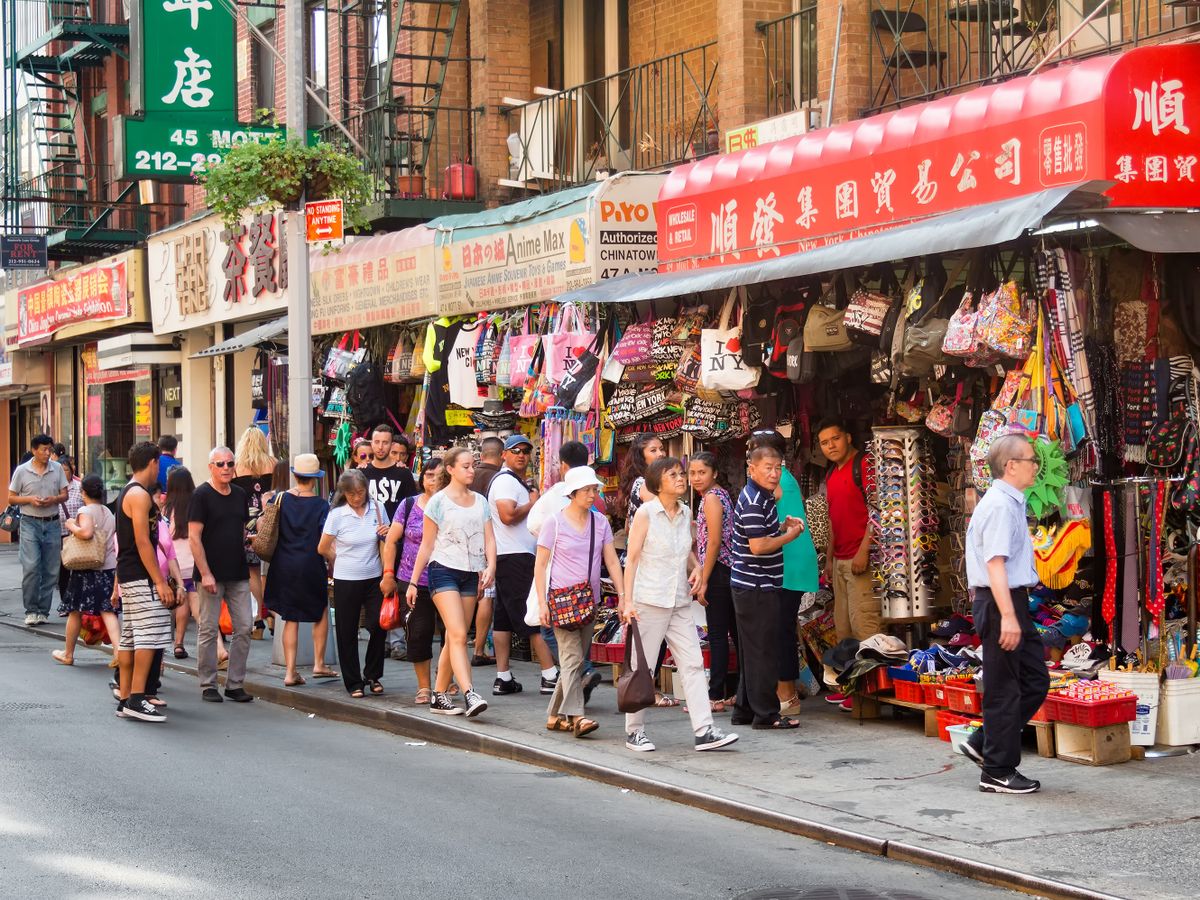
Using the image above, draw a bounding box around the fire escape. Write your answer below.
[327,0,482,227]
[2,0,143,261]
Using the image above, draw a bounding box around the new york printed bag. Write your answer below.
[700,287,760,393]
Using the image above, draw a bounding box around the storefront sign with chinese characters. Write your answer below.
[81,345,149,387]
[148,212,298,335]
[17,261,130,345]
[658,45,1200,271]
[312,237,436,335]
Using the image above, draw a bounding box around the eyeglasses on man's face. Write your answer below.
[211,460,235,469]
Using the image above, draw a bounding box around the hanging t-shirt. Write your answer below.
[424,319,464,446]
[448,320,485,409]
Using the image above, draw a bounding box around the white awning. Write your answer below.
[190,316,288,358]
[96,332,181,370]
[556,187,1077,304]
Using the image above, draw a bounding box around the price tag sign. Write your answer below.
[306,199,344,244]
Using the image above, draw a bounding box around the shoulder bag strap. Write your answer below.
[587,511,596,586]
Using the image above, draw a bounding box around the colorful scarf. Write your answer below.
[1121,361,1156,462]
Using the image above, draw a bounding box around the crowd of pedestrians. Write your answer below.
[14,426,833,756]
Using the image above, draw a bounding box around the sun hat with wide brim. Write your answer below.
[562,465,602,496]
[291,453,325,478]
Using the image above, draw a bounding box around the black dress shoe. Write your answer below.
[224,687,254,703]
[202,688,223,703]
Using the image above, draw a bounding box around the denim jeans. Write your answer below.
[541,625,593,676]
[19,515,60,616]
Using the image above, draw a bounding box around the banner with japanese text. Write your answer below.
[17,261,130,345]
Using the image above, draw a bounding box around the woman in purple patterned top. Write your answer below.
[381,460,444,705]
[690,452,738,709]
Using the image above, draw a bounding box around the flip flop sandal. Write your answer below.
[414,689,432,705]
[350,688,366,698]
[284,676,307,686]
[311,670,340,679]
[573,717,599,738]
[51,650,73,666]
[545,716,574,733]
[654,694,679,708]
[369,680,384,695]
[753,716,800,730]
[173,646,188,659]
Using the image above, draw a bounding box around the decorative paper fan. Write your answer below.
[1025,438,1069,519]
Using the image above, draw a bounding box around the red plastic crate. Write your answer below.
[923,682,952,707]
[1029,701,1050,723]
[589,642,626,664]
[862,667,894,694]
[1043,694,1137,727]
[937,709,973,741]
[944,682,982,715]
[893,680,924,704]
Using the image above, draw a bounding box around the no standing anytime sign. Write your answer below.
[305,199,344,244]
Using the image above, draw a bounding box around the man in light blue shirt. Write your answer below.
[963,434,1049,795]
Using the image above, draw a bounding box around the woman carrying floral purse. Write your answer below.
[535,466,625,738]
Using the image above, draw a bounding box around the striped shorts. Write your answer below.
[117,579,174,652]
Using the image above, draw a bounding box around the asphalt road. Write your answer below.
[0,626,1017,900]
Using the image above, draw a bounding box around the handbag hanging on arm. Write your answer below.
[61,520,109,571]
[616,619,656,713]
[250,491,285,561]
[546,512,599,630]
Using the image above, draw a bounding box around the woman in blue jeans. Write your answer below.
[407,447,496,718]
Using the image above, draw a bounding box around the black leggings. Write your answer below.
[333,577,385,693]
[706,562,739,700]
[403,583,435,662]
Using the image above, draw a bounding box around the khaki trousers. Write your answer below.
[831,558,880,641]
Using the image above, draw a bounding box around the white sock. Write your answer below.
[496,670,512,681]
[541,667,558,681]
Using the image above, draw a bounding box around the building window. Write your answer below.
[253,22,277,113]
[306,4,329,125]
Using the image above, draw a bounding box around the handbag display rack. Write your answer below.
[870,426,941,620]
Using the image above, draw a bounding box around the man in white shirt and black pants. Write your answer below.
[489,434,558,696]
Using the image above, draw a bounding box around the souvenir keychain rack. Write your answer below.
[871,426,941,620]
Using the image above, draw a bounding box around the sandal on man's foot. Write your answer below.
[545,716,573,733]
[415,689,432,705]
[311,669,339,679]
[350,688,366,698]
[573,717,599,738]
[173,645,188,659]
[284,675,307,686]
[369,680,384,695]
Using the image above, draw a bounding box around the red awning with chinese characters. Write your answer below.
[656,44,1199,272]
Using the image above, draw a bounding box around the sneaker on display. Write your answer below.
[824,692,847,705]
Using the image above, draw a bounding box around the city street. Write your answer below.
[0,624,1016,900]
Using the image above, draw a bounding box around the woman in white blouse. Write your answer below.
[620,457,738,755]
[406,447,496,718]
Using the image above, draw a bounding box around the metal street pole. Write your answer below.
[285,0,313,457]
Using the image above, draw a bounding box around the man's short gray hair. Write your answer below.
[988,433,1031,479]
[209,446,234,463]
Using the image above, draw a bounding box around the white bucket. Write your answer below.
[1098,670,1161,747]
[1156,678,1200,746]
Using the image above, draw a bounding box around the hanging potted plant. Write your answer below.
[198,137,376,231]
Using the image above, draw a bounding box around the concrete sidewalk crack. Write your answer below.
[978,814,1200,847]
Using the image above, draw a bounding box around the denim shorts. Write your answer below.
[427,561,479,597]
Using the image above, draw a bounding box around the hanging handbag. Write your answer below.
[925,384,964,437]
[682,397,726,438]
[975,281,1034,360]
[475,317,499,387]
[250,351,268,410]
[803,305,852,352]
[651,316,684,365]
[61,519,109,571]
[554,327,602,412]
[543,304,596,385]
[611,319,654,365]
[700,286,760,393]
[616,620,656,713]
[546,512,599,630]
[843,288,894,345]
[250,491,284,561]
[606,383,670,427]
[323,331,365,382]
[409,326,427,379]
[507,309,541,389]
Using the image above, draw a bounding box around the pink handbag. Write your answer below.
[506,310,540,389]
[541,304,595,385]
[941,291,981,357]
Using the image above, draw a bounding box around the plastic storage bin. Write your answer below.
[1043,694,1138,727]
[936,709,973,741]
[1098,670,1161,746]
[946,723,979,756]
[1156,678,1200,746]
[944,682,982,715]
[893,680,925,703]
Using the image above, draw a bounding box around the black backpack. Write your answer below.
[345,359,388,433]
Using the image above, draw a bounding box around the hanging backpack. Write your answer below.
[346,358,389,433]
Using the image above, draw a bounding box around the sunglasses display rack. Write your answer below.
[944,441,972,617]
[869,426,941,620]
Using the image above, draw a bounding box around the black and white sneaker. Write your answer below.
[539,675,558,695]
[493,677,523,695]
[429,692,462,715]
[582,670,602,705]
[979,770,1040,794]
[464,689,488,718]
[115,699,126,718]
[625,729,655,752]
[694,726,739,751]
[122,697,166,723]
[961,730,985,768]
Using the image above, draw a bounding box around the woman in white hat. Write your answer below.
[264,453,338,686]
[535,466,625,737]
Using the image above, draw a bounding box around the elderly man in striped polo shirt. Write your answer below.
[729,445,806,730]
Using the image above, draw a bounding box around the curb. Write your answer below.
[5,617,1125,900]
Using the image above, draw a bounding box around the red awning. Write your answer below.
[657,45,1200,271]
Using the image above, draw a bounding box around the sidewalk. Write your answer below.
[2,544,1194,900]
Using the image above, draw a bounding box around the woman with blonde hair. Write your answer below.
[233,426,277,634]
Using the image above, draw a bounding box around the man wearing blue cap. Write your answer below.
[488,434,558,696]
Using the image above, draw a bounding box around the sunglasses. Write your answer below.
[212,461,235,469]
[507,447,531,456]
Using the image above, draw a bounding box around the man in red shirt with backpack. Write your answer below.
[819,418,880,706]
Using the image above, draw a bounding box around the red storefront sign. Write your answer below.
[657,45,1200,272]
[17,260,130,343]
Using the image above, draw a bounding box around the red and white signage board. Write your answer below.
[656,45,1200,271]
[306,199,344,244]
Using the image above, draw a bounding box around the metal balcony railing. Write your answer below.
[866,0,1200,113]
[758,6,820,119]
[504,42,719,192]
[321,104,481,204]
[8,163,151,235]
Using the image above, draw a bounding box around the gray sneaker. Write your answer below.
[24,613,37,626]
[625,729,655,752]
[463,689,488,718]
[694,726,739,751]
